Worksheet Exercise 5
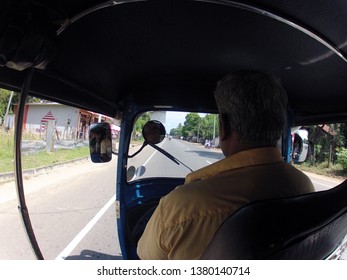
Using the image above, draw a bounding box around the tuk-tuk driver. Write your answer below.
[137,70,315,260]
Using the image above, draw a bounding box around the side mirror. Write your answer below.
[128,120,166,158]
[89,122,112,163]
[142,120,166,145]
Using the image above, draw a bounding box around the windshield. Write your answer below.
[127,111,222,181]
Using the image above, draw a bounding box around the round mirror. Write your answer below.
[142,120,166,144]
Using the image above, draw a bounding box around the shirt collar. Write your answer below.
[184,147,283,184]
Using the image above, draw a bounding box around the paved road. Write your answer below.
[0,158,121,260]
[302,171,344,191]
[0,139,345,259]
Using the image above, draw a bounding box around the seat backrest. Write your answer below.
[201,180,347,260]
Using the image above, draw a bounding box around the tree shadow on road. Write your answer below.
[186,150,224,160]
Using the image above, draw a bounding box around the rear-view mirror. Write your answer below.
[142,120,166,145]
[89,122,112,163]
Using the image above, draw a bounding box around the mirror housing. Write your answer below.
[128,120,166,158]
[142,120,166,145]
[89,122,112,163]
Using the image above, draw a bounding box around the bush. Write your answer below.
[336,147,347,171]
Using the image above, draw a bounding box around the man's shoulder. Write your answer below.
[160,177,234,217]
[277,162,315,191]
[164,181,209,203]
[159,182,233,230]
[283,162,312,179]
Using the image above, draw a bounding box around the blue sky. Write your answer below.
[165,111,187,132]
[164,111,208,132]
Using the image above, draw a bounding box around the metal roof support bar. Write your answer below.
[14,68,44,260]
[195,0,347,63]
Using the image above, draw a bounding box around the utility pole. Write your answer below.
[213,114,216,141]
[4,91,14,130]
[197,121,200,142]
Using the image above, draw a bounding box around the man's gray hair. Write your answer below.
[214,71,288,147]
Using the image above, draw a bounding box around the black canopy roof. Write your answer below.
[1,0,347,124]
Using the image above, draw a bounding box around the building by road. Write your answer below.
[14,102,115,141]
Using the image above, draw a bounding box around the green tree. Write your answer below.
[132,112,150,140]
[307,125,332,165]
[336,147,347,171]
[307,123,347,166]
[337,123,347,148]
[27,96,44,103]
[170,113,219,142]
[1,90,44,120]
[170,123,183,137]
[200,114,219,140]
[0,89,18,121]
[1,89,47,128]
[182,113,201,138]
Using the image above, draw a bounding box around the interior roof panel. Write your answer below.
[1,0,347,124]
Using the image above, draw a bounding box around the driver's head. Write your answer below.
[214,70,287,151]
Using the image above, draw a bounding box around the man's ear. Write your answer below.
[219,114,231,141]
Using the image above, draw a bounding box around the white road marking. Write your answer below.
[141,141,166,167]
[206,160,212,164]
[55,194,116,260]
[143,150,157,167]
[56,140,166,260]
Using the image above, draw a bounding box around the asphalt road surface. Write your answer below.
[0,157,121,260]
[0,138,345,260]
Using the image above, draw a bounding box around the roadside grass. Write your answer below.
[0,129,89,174]
[0,129,15,173]
[21,147,89,172]
[295,161,347,179]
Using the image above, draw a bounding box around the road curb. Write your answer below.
[302,170,345,185]
[0,157,90,184]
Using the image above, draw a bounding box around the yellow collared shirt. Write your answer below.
[137,147,314,260]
